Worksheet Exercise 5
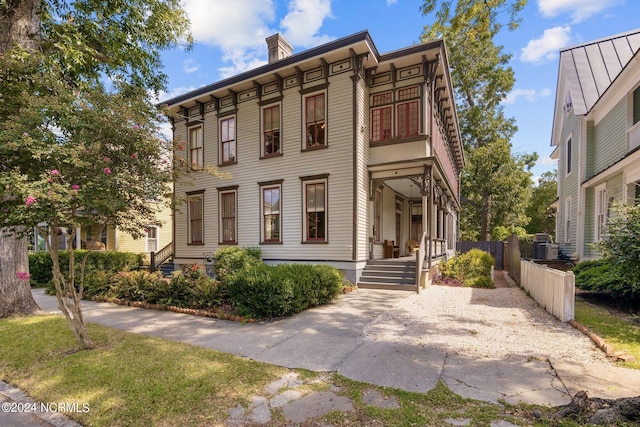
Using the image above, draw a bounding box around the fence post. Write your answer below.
[563,271,575,322]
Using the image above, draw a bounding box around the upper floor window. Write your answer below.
[305,92,326,149]
[187,193,204,245]
[633,86,640,126]
[262,185,281,243]
[566,136,572,175]
[396,86,420,139]
[188,126,203,168]
[263,105,281,157]
[220,117,236,164]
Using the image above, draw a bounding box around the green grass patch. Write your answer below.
[575,300,640,370]
[0,315,613,426]
[0,315,286,426]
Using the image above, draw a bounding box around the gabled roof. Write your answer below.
[560,28,640,116]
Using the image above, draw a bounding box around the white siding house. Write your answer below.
[164,31,464,285]
[551,28,640,260]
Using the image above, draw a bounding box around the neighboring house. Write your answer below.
[163,31,464,284]
[32,203,173,261]
[551,28,640,261]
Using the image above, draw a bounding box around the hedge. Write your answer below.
[31,250,144,287]
[225,263,343,318]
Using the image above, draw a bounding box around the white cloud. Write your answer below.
[180,0,335,77]
[540,156,558,167]
[537,0,623,23]
[280,0,335,47]
[183,59,199,74]
[520,26,571,65]
[503,88,552,105]
[386,0,398,5]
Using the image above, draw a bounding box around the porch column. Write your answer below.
[427,166,433,268]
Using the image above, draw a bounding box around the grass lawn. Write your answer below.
[0,314,606,426]
[574,299,640,370]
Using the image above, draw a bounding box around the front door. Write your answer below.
[410,203,423,241]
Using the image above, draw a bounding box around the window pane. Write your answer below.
[315,95,325,121]
[306,97,315,123]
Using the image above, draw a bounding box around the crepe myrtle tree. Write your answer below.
[0,51,178,349]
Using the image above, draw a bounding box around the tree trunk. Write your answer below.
[46,223,96,350]
[0,228,41,317]
[0,0,43,318]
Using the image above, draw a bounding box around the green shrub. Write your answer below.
[571,258,638,299]
[226,263,343,318]
[168,265,221,308]
[225,263,296,318]
[32,250,143,287]
[213,246,262,286]
[437,249,494,288]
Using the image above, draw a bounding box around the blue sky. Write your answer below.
[160,0,639,180]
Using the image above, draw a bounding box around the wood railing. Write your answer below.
[628,121,640,152]
[150,242,173,272]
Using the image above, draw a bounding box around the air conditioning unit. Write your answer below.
[546,244,559,260]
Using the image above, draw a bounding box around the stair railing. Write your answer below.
[150,242,173,272]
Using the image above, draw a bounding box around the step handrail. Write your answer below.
[150,242,173,272]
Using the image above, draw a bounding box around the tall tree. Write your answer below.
[0,0,191,348]
[0,0,44,318]
[525,170,557,238]
[421,0,535,241]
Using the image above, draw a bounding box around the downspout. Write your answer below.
[351,51,361,263]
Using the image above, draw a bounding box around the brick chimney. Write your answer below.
[266,33,293,64]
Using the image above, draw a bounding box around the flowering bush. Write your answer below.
[435,249,494,288]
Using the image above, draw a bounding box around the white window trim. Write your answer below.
[564,197,572,244]
[302,177,328,242]
[565,134,572,177]
[594,184,607,242]
[145,225,160,253]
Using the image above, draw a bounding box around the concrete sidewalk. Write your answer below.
[30,288,640,404]
[4,287,639,426]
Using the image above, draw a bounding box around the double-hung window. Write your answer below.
[303,179,327,241]
[374,188,382,242]
[188,126,203,168]
[595,186,608,241]
[220,117,236,164]
[564,198,571,244]
[396,86,420,138]
[220,190,237,243]
[262,185,281,242]
[305,93,326,148]
[187,192,204,245]
[566,136,572,175]
[371,92,392,142]
[146,226,159,252]
[263,105,281,157]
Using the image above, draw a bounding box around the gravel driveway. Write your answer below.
[363,272,611,365]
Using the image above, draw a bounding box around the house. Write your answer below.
[163,31,464,286]
[32,203,173,264]
[551,28,640,260]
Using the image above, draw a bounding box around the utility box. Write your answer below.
[546,244,559,260]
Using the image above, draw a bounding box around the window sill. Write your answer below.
[218,242,238,245]
[259,153,283,160]
[187,242,204,246]
[301,144,328,152]
[219,161,237,167]
[260,241,283,245]
[301,240,328,244]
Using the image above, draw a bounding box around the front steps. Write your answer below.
[357,258,417,291]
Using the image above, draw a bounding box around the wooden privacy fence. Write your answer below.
[519,259,575,322]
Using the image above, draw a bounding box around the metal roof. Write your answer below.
[560,28,640,115]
